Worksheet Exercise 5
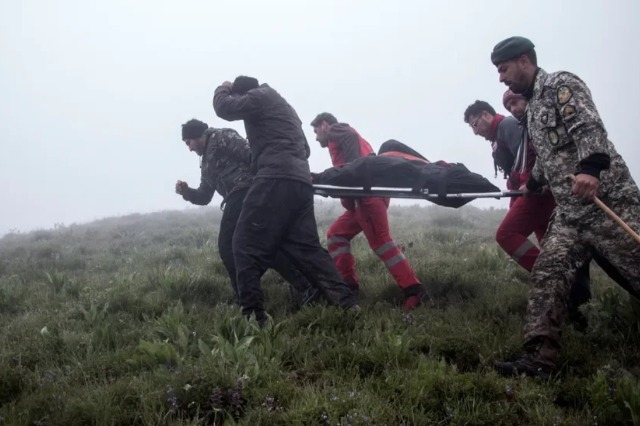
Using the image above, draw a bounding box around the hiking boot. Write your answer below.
[493,354,554,379]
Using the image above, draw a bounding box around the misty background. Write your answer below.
[1,0,638,236]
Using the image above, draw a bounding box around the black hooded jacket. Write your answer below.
[213,83,312,184]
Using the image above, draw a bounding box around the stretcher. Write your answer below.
[310,139,521,207]
[313,184,522,202]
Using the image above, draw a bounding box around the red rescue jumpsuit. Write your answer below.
[491,115,556,271]
[324,123,423,298]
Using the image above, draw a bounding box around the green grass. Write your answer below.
[0,202,638,425]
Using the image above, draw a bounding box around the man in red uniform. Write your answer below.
[464,94,590,325]
[464,97,556,271]
[310,113,426,309]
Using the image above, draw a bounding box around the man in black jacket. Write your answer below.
[213,77,358,324]
[176,118,319,308]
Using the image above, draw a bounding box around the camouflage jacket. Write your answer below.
[181,128,253,206]
[526,68,636,220]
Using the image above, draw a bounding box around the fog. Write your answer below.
[1,0,638,235]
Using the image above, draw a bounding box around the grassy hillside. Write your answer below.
[0,201,638,425]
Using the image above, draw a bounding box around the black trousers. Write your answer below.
[561,250,637,327]
[218,187,318,305]
[567,262,591,326]
[232,178,357,322]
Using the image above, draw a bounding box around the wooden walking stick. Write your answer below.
[568,175,640,244]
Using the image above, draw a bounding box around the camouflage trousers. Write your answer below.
[523,190,640,363]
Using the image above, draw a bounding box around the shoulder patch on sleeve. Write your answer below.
[557,86,573,105]
[561,104,577,121]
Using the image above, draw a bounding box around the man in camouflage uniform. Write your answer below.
[176,118,318,307]
[489,36,640,378]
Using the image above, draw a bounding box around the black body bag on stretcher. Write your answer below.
[313,140,500,208]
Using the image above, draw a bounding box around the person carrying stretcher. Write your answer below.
[311,113,427,310]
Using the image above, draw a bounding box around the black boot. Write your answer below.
[494,354,553,379]
[402,284,429,310]
[494,338,558,379]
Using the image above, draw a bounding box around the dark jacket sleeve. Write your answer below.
[303,134,311,159]
[182,134,221,206]
[182,180,215,206]
[213,85,263,121]
[328,123,361,163]
[577,153,610,179]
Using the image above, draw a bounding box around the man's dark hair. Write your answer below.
[463,101,496,123]
[181,118,208,140]
[231,76,259,95]
[310,112,338,127]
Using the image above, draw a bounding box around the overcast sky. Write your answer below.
[1,0,638,235]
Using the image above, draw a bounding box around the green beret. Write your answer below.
[491,36,535,65]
